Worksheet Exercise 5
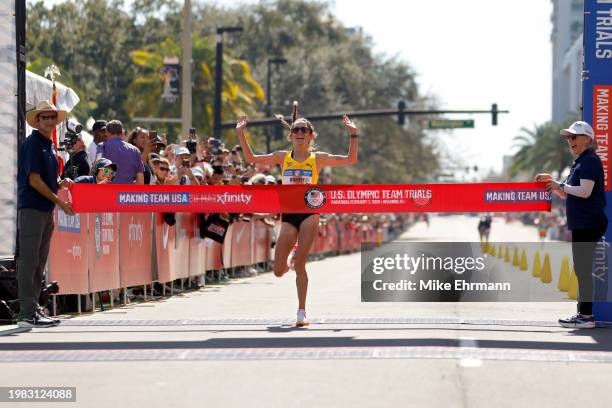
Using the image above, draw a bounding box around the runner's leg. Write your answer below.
[294,214,320,310]
[273,223,299,277]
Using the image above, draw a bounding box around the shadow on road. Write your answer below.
[2,331,612,353]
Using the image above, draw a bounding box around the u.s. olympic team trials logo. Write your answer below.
[305,187,326,209]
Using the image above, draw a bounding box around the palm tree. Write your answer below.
[510,120,574,178]
[127,34,264,142]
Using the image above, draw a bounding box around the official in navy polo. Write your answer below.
[536,121,607,329]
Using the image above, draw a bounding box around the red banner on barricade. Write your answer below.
[188,213,207,278]
[118,213,153,288]
[338,222,350,253]
[70,183,552,213]
[155,213,190,283]
[88,213,120,292]
[326,223,338,254]
[205,238,223,271]
[154,213,174,283]
[226,221,253,268]
[252,221,270,264]
[48,189,89,294]
[313,225,326,255]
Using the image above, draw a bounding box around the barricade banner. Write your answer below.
[48,189,89,294]
[252,221,269,264]
[118,212,153,288]
[226,221,253,268]
[313,225,326,255]
[326,223,339,254]
[584,0,612,321]
[204,238,223,271]
[155,213,190,283]
[88,213,120,292]
[188,213,207,278]
[154,213,174,283]
[70,183,551,213]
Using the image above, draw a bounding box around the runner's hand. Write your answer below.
[236,116,248,131]
[342,114,358,135]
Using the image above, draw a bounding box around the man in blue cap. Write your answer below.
[75,158,118,184]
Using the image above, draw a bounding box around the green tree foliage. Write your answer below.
[27,0,141,120]
[198,0,437,183]
[26,0,439,183]
[510,115,578,178]
[127,34,264,142]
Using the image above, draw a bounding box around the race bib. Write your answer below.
[282,169,313,184]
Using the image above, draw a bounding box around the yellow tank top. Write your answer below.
[281,151,318,184]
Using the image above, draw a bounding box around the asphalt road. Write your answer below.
[1,214,611,408]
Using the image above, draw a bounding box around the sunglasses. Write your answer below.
[291,126,311,134]
[564,134,585,141]
[159,167,169,172]
[102,167,116,176]
[38,114,58,120]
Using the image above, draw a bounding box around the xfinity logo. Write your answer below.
[216,192,252,205]
[192,192,253,206]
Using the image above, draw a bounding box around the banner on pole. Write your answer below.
[584,0,612,320]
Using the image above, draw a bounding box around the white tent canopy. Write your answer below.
[26,70,80,112]
[25,70,92,151]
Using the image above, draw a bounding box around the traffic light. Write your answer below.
[491,103,498,126]
[397,100,406,125]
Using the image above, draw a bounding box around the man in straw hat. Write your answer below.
[17,100,75,327]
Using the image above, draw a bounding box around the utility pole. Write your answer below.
[266,57,287,152]
[181,0,192,137]
[213,26,243,140]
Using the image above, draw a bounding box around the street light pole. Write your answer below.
[181,0,192,137]
[213,26,243,140]
[265,57,287,153]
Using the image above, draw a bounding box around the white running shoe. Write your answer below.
[559,314,596,329]
[296,309,309,327]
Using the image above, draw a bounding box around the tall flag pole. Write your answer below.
[44,64,64,175]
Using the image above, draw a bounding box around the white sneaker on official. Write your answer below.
[296,309,309,327]
[559,314,596,329]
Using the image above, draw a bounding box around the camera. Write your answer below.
[59,119,82,151]
[208,137,222,156]
[67,119,82,134]
[186,128,197,154]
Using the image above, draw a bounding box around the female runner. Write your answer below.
[236,102,358,326]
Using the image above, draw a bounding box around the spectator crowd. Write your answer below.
[68,119,279,189]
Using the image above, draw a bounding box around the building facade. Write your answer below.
[551,0,584,123]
